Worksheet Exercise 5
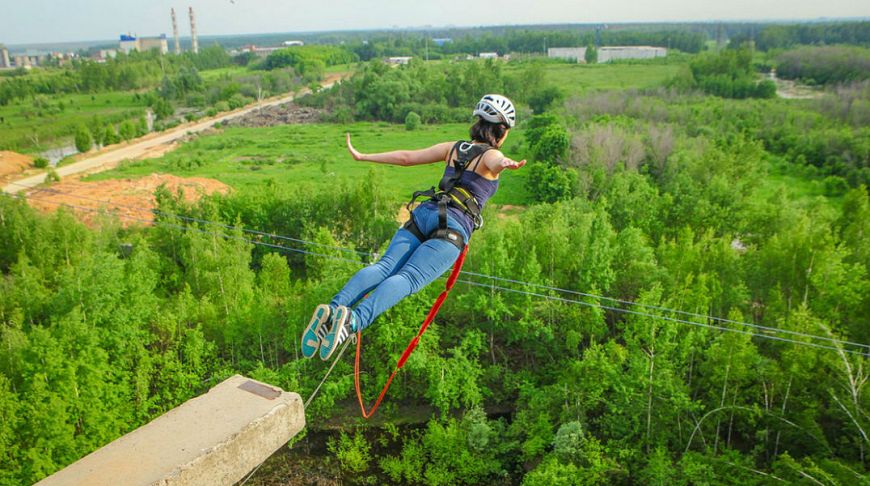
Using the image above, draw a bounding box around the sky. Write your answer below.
[1,0,868,46]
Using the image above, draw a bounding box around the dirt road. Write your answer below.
[2,74,346,195]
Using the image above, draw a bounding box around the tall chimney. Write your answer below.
[189,7,198,54]
[171,8,181,54]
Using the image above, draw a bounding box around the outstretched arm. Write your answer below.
[483,150,527,175]
[346,133,453,167]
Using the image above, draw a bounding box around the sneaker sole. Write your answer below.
[301,304,331,358]
[320,306,350,361]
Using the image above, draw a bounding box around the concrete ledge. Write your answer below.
[37,375,305,486]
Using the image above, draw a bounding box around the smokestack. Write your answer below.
[189,6,198,54]
[171,8,181,54]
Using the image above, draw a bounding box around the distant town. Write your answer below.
[0,6,672,70]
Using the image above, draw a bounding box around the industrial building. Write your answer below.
[119,34,169,55]
[283,40,304,46]
[548,45,667,63]
[189,7,199,54]
[547,47,587,62]
[386,56,412,65]
[597,46,667,63]
[479,52,499,59]
[236,45,283,57]
[171,8,181,54]
[0,46,10,68]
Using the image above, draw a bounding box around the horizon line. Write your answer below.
[5,16,868,51]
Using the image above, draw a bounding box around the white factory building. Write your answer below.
[598,46,667,63]
[547,47,587,62]
[119,34,169,55]
[548,45,667,63]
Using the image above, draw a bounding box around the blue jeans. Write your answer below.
[330,205,469,331]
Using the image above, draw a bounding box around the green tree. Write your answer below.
[74,125,92,153]
[118,120,137,141]
[103,125,119,145]
[528,86,564,114]
[585,43,598,64]
[404,111,421,130]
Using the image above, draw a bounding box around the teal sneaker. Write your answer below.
[301,304,332,358]
[320,305,357,361]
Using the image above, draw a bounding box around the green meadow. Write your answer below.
[0,91,146,153]
[90,122,533,205]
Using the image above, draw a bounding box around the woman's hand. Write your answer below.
[500,157,526,170]
[346,132,364,161]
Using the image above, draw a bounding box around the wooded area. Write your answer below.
[1,24,869,485]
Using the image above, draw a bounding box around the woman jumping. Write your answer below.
[301,94,525,360]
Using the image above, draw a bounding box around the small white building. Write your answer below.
[479,52,498,59]
[547,47,587,63]
[94,49,118,63]
[283,40,304,47]
[386,56,412,65]
[597,46,667,63]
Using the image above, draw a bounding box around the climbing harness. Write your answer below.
[354,244,468,419]
[405,141,492,243]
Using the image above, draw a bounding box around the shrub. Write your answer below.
[32,157,49,169]
[405,111,421,130]
[118,120,137,141]
[74,125,92,153]
[227,94,248,110]
[585,44,598,64]
[526,163,576,203]
[823,175,849,196]
[45,168,60,183]
[532,124,570,164]
[103,125,119,145]
[331,106,354,124]
[152,98,174,120]
[528,86,564,114]
[327,431,371,475]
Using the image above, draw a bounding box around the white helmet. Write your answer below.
[473,94,516,128]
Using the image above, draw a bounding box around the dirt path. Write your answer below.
[2,73,348,195]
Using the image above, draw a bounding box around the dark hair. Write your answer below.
[470,118,508,147]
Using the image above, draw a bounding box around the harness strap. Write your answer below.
[438,198,448,230]
[406,141,492,231]
[354,244,469,419]
[402,215,465,251]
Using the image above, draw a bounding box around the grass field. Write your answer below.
[90,122,533,205]
[0,91,147,153]
[197,66,252,82]
[536,62,686,97]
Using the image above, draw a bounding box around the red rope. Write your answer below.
[354,244,469,419]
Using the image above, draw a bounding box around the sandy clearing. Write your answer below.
[25,173,230,227]
[0,151,34,180]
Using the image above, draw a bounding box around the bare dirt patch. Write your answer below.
[0,151,34,180]
[25,173,230,227]
[223,102,325,128]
